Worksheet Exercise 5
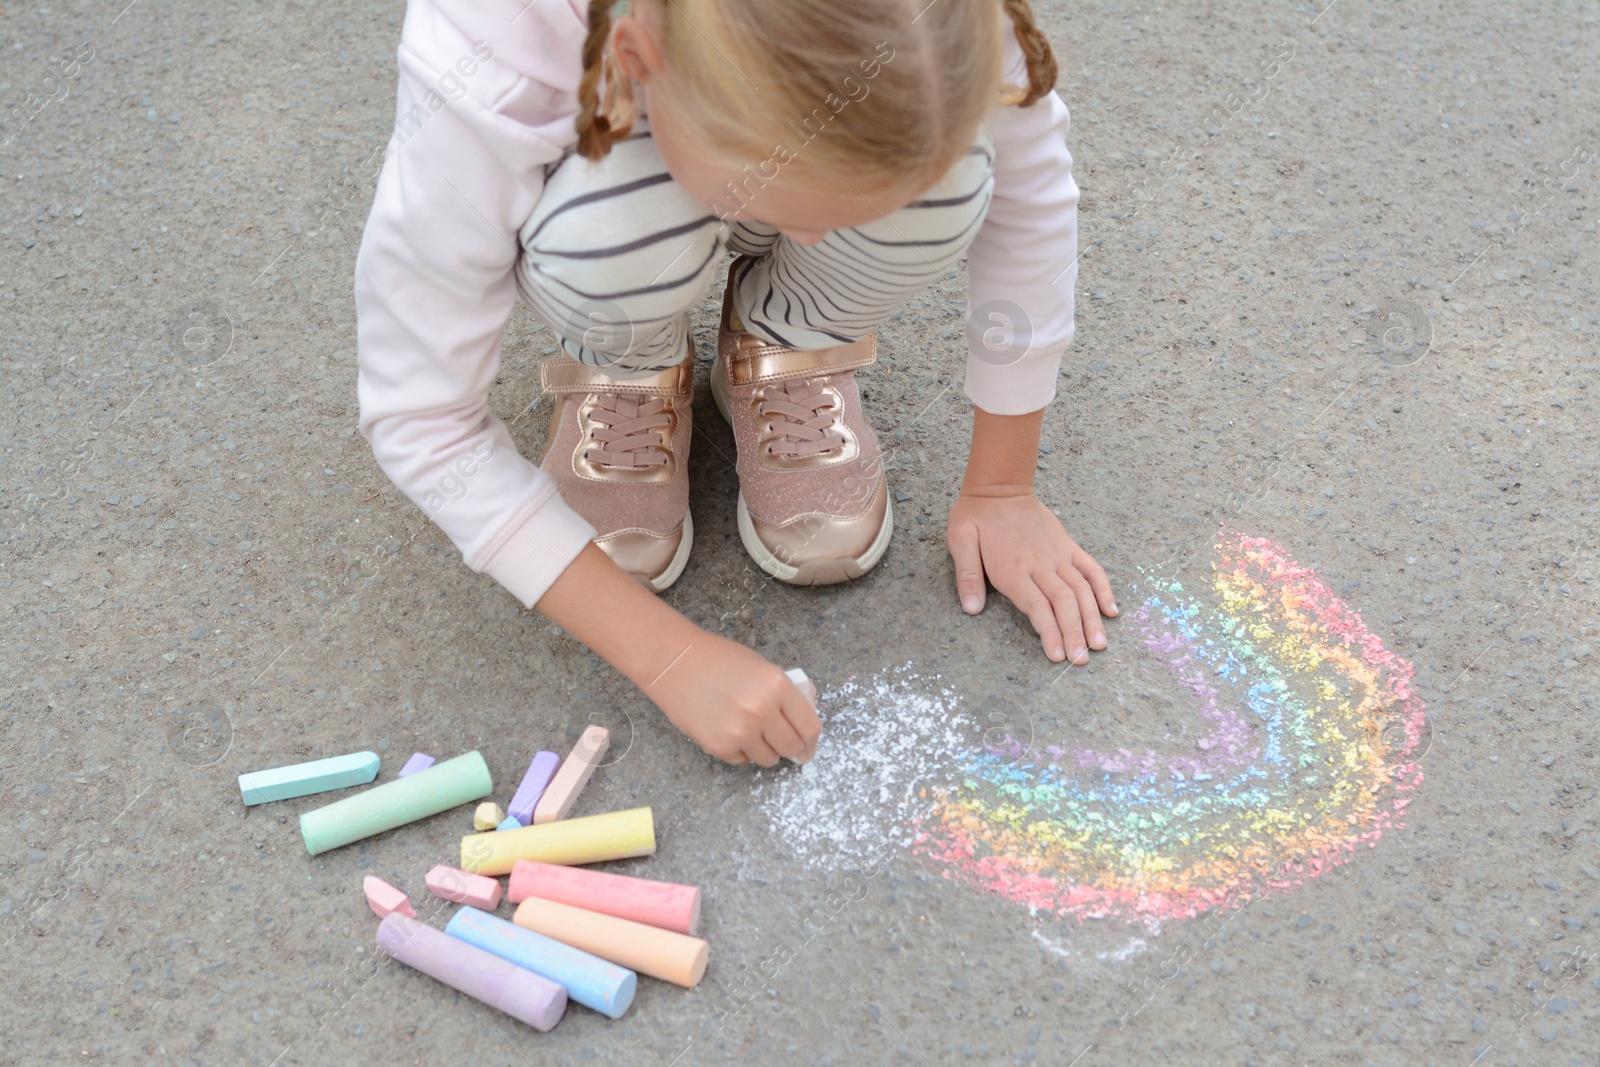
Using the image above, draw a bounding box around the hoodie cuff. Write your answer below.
[473,483,598,608]
[963,341,1069,416]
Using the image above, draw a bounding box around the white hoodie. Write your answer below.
[355,0,1081,608]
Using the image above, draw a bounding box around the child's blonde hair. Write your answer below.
[577,0,1058,195]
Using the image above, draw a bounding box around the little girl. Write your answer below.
[356,0,1118,767]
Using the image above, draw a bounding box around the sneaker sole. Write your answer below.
[647,509,694,593]
[712,358,892,586]
[735,490,893,585]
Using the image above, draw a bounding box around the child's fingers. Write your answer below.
[764,706,812,763]
[1006,572,1066,662]
[741,737,783,769]
[948,521,987,614]
[1074,549,1119,617]
[780,685,822,760]
[1060,566,1106,651]
[1037,570,1088,664]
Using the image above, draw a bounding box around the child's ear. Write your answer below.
[610,15,665,83]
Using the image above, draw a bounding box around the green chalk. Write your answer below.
[300,751,493,856]
[238,750,381,806]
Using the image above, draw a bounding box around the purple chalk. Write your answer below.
[506,751,560,825]
[398,752,435,778]
[376,913,566,1032]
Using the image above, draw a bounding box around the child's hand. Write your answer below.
[646,633,820,766]
[947,487,1117,664]
[536,544,820,767]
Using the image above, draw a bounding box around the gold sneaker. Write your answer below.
[538,348,694,592]
[710,270,892,585]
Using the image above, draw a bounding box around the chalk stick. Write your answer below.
[376,913,566,1032]
[506,751,560,825]
[785,667,817,705]
[532,726,610,825]
[398,752,435,778]
[474,801,507,831]
[447,906,636,1019]
[363,875,415,919]
[300,751,492,856]
[238,751,380,805]
[461,807,655,876]
[508,861,700,935]
[514,897,707,988]
[497,815,523,831]
[425,864,503,910]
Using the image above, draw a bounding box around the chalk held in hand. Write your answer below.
[238,751,379,805]
[474,801,507,831]
[785,667,817,705]
[514,896,708,989]
[376,913,566,1032]
[398,752,435,777]
[301,750,493,856]
[506,751,560,825]
[509,861,700,935]
[461,807,655,876]
[447,906,636,1019]
[532,726,610,824]
[363,875,415,919]
[425,864,502,910]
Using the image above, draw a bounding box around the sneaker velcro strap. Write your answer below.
[725,333,877,387]
[540,352,693,397]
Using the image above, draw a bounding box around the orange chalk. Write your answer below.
[513,896,707,988]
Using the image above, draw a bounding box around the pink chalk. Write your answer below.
[532,726,610,825]
[398,752,435,777]
[363,875,415,919]
[508,861,701,935]
[425,864,503,910]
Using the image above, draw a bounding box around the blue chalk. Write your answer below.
[506,751,561,825]
[445,906,636,1019]
[238,751,380,805]
[497,815,523,831]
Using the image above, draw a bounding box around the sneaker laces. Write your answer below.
[759,378,847,458]
[584,393,671,468]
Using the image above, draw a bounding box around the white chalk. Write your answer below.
[785,668,816,705]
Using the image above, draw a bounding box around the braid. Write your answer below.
[576,0,635,160]
[1000,0,1058,107]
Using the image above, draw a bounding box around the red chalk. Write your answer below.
[363,875,415,919]
[425,864,503,910]
[507,861,701,936]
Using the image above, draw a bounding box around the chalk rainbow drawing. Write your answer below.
[911,531,1427,924]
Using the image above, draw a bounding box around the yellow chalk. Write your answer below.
[474,801,506,831]
[461,807,655,876]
